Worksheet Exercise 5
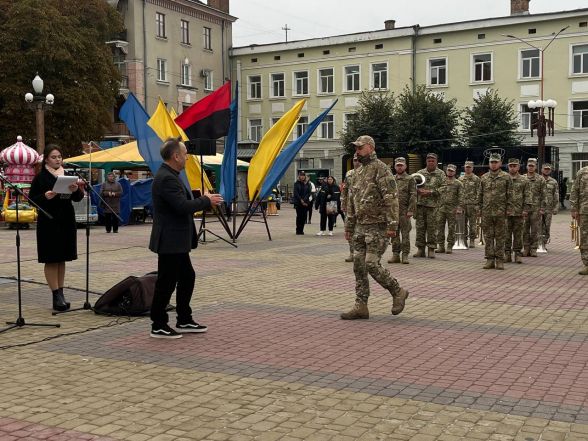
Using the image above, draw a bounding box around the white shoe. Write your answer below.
[328,231,333,236]
[316,231,325,236]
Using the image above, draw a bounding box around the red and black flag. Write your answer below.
[175,81,231,140]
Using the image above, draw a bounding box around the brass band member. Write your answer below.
[389,157,417,264]
[570,165,588,275]
[523,158,546,257]
[435,164,463,254]
[458,160,480,248]
[541,163,559,247]
[505,158,530,264]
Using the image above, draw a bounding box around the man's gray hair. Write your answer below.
[161,136,183,161]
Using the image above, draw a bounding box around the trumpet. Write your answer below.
[476,214,484,245]
[571,218,580,250]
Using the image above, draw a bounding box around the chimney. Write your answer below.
[511,0,530,15]
[384,19,396,30]
[208,0,229,13]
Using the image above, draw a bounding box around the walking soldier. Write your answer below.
[570,165,588,275]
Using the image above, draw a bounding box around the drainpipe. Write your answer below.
[142,0,148,109]
[221,19,226,81]
[411,24,420,92]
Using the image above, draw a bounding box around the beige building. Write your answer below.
[106,0,235,141]
[230,1,588,182]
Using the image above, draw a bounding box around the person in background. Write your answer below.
[560,177,568,210]
[306,175,316,224]
[293,171,311,235]
[100,171,123,233]
[389,157,416,264]
[541,163,559,246]
[315,175,340,236]
[342,155,361,262]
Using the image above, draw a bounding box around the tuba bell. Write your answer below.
[411,173,426,187]
[453,211,469,250]
[537,214,548,253]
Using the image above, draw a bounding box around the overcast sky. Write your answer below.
[230,0,588,47]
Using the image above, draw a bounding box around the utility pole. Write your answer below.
[282,24,291,42]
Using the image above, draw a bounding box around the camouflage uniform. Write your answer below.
[458,171,481,245]
[570,166,588,273]
[341,168,357,259]
[523,171,546,255]
[345,151,401,304]
[415,167,446,251]
[391,171,417,257]
[436,176,463,250]
[478,164,512,265]
[542,173,559,243]
[505,169,529,260]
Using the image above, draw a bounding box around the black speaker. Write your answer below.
[185,139,217,156]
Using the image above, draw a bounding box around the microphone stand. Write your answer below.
[53,171,123,315]
[0,174,60,333]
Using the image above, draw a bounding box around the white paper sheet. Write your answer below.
[52,176,78,194]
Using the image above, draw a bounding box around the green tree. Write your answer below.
[340,91,397,157]
[461,89,522,150]
[394,85,460,156]
[0,0,123,156]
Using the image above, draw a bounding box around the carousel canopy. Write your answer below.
[0,136,39,165]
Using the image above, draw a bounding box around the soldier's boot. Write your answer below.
[504,252,512,263]
[391,288,409,315]
[523,247,530,257]
[340,301,369,320]
[445,243,453,254]
[578,266,588,276]
[495,260,505,270]
[401,253,409,264]
[515,253,523,264]
[413,247,425,258]
[483,259,495,269]
[388,253,401,264]
[427,247,436,259]
[435,244,445,253]
[344,254,354,262]
[529,249,538,257]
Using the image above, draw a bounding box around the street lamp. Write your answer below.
[24,74,55,154]
[503,26,568,167]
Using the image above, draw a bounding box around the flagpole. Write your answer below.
[235,190,259,238]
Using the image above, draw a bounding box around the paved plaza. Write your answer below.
[0,208,587,441]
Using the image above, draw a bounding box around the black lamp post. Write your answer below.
[24,74,54,154]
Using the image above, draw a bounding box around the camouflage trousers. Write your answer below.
[523,209,541,251]
[482,214,506,261]
[464,205,477,242]
[352,223,401,303]
[579,214,588,266]
[542,212,554,243]
[505,216,524,253]
[415,205,437,249]
[391,214,412,254]
[436,208,457,247]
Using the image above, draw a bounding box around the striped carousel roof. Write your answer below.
[0,136,39,165]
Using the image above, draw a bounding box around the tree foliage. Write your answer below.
[0,0,123,156]
[461,89,522,150]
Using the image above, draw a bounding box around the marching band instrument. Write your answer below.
[411,173,426,187]
[537,214,547,254]
[476,215,484,245]
[453,212,468,250]
[571,218,580,250]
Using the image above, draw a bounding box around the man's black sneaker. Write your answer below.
[176,320,208,333]
[150,324,182,339]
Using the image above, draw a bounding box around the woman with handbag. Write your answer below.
[315,176,340,236]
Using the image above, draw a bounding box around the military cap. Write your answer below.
[489,153,502,162]
[395,157,407,165]
[527,158,537,165]
[464,161,474,167]
[426,152,438,159]
[350,135,375,147]
[508,158,520,165]
[542,163,552,169]
[446,164,457,171]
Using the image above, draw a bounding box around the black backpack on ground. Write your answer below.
[94,272,158,316]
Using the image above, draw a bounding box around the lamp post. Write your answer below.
[24,74,55,154]
[504,26,568,167]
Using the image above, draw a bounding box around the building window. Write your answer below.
[572,153,588,178]
[203,27,212,50]
[319,68,334,94]
[371,63,387,90]
[572,44,588,74]
[321,158,334,171]
[572,101,588,128]
[343,113,356,130]
[181,20,190,45]
[473,53,492,82]
[156,58,167,82]
[521,49,540,78]
[248,119,262,142]
[429,58,447,86]
[156,12,166,38]
[203,70,213,91]
[345,65,360,92]
[295,116,308,139]
[181,102,191,113]
[248,75,261,99]
[271,73,285,97]
[180,63,191,86]
[519,104,538,130]
[294,71,309,95]
[319,114,334,139]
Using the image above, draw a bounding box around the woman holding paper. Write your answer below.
[29,145,84,311]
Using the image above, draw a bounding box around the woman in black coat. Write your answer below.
[29,145,84,311]
[314,176,341,236]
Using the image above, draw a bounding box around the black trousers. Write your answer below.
[307,204,313,222]
[320,212,336,231]
[150,252,195,327]
[104,213,119,232]
[295,206,307,233]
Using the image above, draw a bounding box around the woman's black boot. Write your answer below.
[58,288,71,310]
[52,289,68,311]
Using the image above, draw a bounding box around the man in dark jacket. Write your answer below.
[293,171,311,235]
[149,137,223,339]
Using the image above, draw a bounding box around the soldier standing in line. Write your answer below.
[505,158,530,264]
[388,157,417,264]
[413,153,447,259]
[435,164,463,254]
[341,135,409,320]
[342,155,361,262]
[570,165,588,275]
[478,153,512,270]
[541,163,559,247]
[459,161,481,248]
[523,158,546,257]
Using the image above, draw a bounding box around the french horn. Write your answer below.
[411,173,426,187]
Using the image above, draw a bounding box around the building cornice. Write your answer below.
[147,0,237,25]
